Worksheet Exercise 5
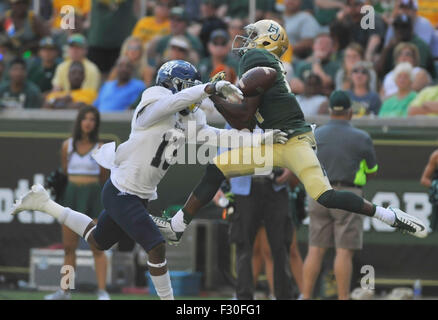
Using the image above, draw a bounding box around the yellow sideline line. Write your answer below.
[0,266,29,274]
[375,278,438,286]
[373,140,438,147]
[0,131,121,144]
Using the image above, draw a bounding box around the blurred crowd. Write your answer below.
[0,0,438,117]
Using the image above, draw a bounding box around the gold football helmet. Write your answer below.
[232,19,289,59]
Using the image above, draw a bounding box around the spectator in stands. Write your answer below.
[198,0,228,55]
[52,34,101,92]
[283,0,321,59]
[336,0,386,63]
[0,1,10,12]
[416,0,438,28]
[144,36,196,87]
[107,36,147,82]
[385,0,437,58]
[329,20,352,62]
[314,0,346,32]
[347,61,381,116]
[131,0,171,46]
[0,0,50,56]
[165,36,198,64]
[227,18,245,59]
[376,14,435,79]
[198,29,238,83]
[292,33,340,95]
[335,43,378,92]
[147,7,204,69]
[50,0,91,30]
[28,37,60,94]
[52,10,87,53]
[181,0,202,21]
[218,0,274,21]
[373,0,397,25]
[0,57,42,109]
[379,63,417,117]
[44,105,110,301]
[87,0,137,75]
[407,84,438,116]
[296,73,329,117]
[94,57,146,112]
[44,61,97,109]
[381,42,431,99]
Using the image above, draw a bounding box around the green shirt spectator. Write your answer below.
[314,0,345,27]
[0,57,42,109]
[87,0,136,49]
[27,36,60,93]
[224,0,275,19]
[379,91,417,118]
[197,29,239,82]
[408,85,438,116]
[87,0,137,73]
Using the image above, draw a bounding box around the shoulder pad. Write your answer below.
[134,86,172,113]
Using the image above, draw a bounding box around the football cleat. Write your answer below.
[97,290,111,300]
[389,207,428,238]
[149,214,183,246]
[10,184,50,215]
[44,289,71,300]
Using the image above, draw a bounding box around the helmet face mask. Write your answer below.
[231,20,289,58]
[156,60,202,114]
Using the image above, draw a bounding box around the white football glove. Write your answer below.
[261,129,288,145]
[214,80,243,103]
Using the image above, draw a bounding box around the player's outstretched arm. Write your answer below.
[209,94,261,130]
[198,124,287,148]
[136,82,242,129]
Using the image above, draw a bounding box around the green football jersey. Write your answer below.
[238,48,311,136]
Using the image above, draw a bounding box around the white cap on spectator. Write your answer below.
[169,36,191,51]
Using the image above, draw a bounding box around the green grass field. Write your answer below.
[0,290,229,300]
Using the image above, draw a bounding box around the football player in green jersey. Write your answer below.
[151,20,427,244]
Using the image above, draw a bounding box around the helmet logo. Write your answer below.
[267,23,280,41]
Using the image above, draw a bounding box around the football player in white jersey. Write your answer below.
[10,60,287,300]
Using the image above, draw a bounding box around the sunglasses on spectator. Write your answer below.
[352,68,368,74]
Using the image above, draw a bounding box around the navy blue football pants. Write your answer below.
[92,179,165,252]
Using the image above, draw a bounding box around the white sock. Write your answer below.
[57,207,93,238]
[150,271,174,300]
[171,209,187,232]
[42,199,66,220]
[373,206,396,226]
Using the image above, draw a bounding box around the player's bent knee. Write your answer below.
[317,189,337,208]
[87,232,106,251]
[147,241,166,263]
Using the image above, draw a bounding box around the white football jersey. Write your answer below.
[93,84,264,200]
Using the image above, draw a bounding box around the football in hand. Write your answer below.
[238,67,277,97]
